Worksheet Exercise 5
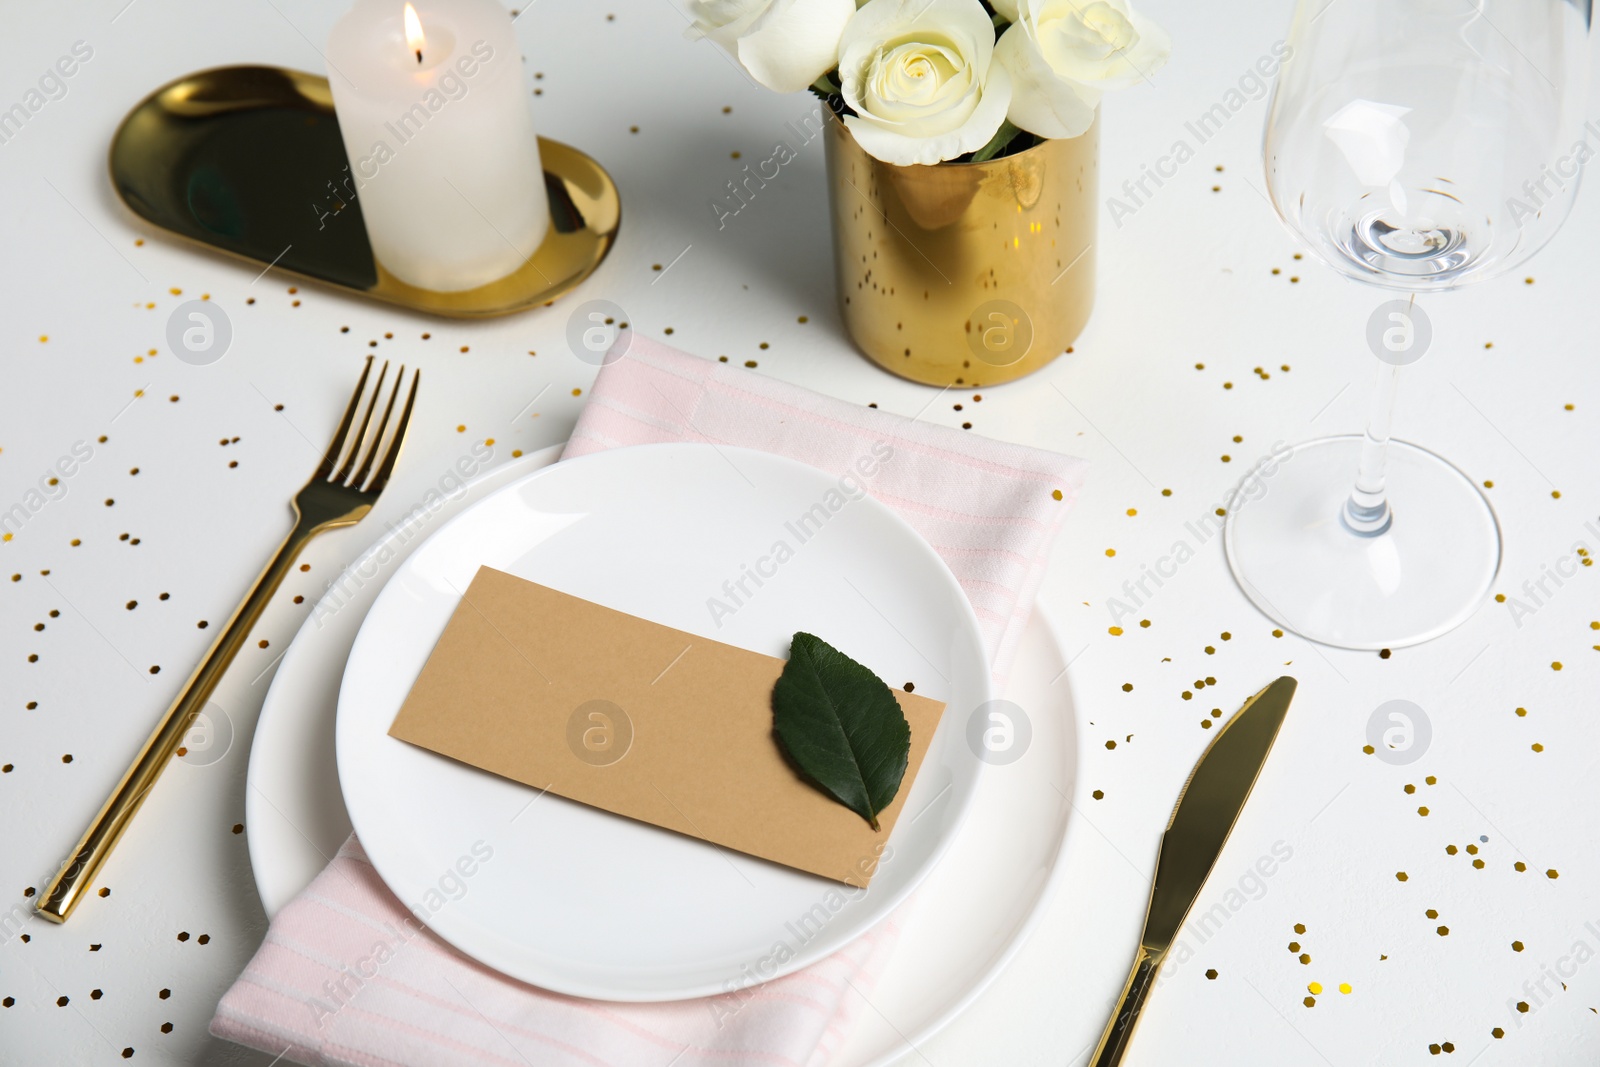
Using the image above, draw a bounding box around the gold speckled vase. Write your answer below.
[823,113,1098,387]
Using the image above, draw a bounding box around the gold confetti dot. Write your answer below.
[1308,982,1323,994]
[1105,740,1116,750]
[1299,953,1311,965]
[1339,983,1352,994]
[1418,806,1429,816]
[1515,707,1527,717]
[1288,941,1300,952]
[1205,969,1218,979]
[1532,743,1544,752]
[1141,620,1152,629]
[1108,626,1123,636]
[1294,924,1306,934]
[1493,1027,1505,1038]
[1495,594,1506,602]
[1126,508,1137,516]
[1161,488,1172,496]
[572,388,583,397]
[1515,861,1527,872]
[1512,941,1524,952]
[1547,869,1560,879]
[1092,789,1104,800]
[1051,489,1063,500]
[1121,683,1133,692]
[1303,996,1316,1007]
[1404,784,1416,794]
[1437,926,1449,936]
[1105,548,1116,557]
[1396,871,1408,881]
[1446,845,1458,855]
[1363,745,1375,754]
[1271,629,1283,638]
[1552,661,1563,671]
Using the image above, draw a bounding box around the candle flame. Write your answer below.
[404,2,425,64]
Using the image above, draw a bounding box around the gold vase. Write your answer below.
[823,114,1097,387]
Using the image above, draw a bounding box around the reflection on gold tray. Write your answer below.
[110,65,620,318]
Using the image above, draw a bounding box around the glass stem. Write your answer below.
[1342,359,1400,536]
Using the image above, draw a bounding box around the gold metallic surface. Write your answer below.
[823,115,1097,386]
[38,358,416,922]
[110,65,619,318]
[1090,676,1299,1066]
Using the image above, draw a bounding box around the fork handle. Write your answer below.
[37,510,318,922]
[1090,946,1161,1067]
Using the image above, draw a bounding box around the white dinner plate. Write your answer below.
[246,445,1079,1057]
[332,442,991,1001]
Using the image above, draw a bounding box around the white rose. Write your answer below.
[687,0,856,94]
[996,0,1170,139]
[990,0,1021,19]
[838,0,1012,166]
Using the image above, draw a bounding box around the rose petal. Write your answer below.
[839,0,1004,163]
[736,0,856,93]
[845,60,1012,166]
[1024,0,1170,90]
[994,22,1097,140]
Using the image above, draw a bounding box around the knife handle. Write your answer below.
[1090,946,1161,1067]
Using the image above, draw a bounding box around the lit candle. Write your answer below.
[327,0,548,291]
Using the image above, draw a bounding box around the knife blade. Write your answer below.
[1089,675,1298,1067]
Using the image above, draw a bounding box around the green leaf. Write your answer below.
[772,632,911,831]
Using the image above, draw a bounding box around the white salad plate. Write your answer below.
[246,444,1079,1052]
[330,442,992,1001]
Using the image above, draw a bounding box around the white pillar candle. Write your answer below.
[327,0,548,291]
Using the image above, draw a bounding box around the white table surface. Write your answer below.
[2,1,1597,1064]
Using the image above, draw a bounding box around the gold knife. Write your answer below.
[1089,676,1297,1066]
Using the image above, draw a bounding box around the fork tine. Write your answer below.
[366,368,419,497]
[351,364,403,490]
[335,360,388,484]
[315,355,373,480]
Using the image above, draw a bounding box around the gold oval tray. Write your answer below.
[110,65,619,317]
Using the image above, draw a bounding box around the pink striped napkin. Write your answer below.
[212,336,1086,1067]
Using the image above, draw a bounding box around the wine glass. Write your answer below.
[1225,0,1591,649]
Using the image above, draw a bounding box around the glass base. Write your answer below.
[1223,436,1501,649]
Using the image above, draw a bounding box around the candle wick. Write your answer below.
[415,49,423,64]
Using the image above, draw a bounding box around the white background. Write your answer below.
[1,0,1597,1064]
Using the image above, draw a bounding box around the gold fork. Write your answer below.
[37,356,419,922]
